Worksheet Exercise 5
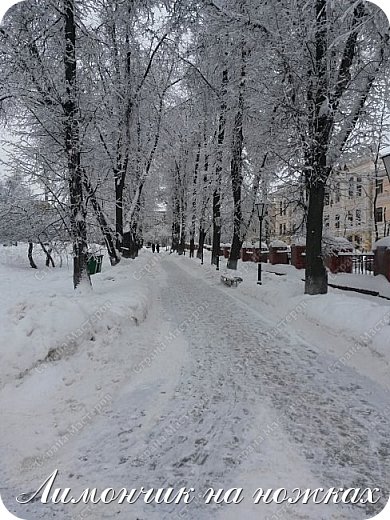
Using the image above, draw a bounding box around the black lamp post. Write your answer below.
[255,200,268,285]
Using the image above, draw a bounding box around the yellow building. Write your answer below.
[271,158,390,251]
[270,183,306,244]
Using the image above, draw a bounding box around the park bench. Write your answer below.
[220,274,243,287]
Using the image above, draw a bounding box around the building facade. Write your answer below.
[271,159,390,251]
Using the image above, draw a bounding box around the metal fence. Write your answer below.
[351,253,375,275]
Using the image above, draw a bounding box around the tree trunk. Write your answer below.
[40,241,55,267]
[122,196,141,259]
[227,236,242,270]
[83,171,120,266]
[171,185,180,252]
[115,172,125,252]
[304,0,329,295]
[178,206,186,255]
[305,182,328,294]
[227,41,246,271]
[197,141,209,261]
[197,227,206,260]
[28,242,37,269]
[122,220,140,259]
[46,249,55,267]
[305,0,365,294]
[211,190,221,265]
[211,69,227,266]
[63,0,90,290]
[190,140,201,259]
[227,111,244,270]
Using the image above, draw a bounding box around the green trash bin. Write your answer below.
[87,254,103,275]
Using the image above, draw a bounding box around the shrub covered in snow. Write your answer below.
[322,234,353,256]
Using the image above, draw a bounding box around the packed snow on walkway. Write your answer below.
[1,245,389,520]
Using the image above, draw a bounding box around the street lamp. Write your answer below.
[255,199,270,285]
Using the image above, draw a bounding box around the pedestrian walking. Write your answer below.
[152,243,155,253]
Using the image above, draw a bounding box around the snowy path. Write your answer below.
[148,258,390,519]
[4,255,390,520]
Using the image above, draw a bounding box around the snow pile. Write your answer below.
[301,293,390,363]
[0,253,151,386]
[0,246,158,484]
[373,236,390,250]
[270,239,288,248]
[247,240,268,249]
[329,272,390,299]
[241,240,268,248]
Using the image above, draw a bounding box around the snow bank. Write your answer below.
[330,272,390,299]
[246,240,268,249]
[0,251,151,386]
[301,292,390,361]
[270,239,288,248]
[0,246,159,481]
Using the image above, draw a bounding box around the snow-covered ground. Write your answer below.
[1,245,389,519]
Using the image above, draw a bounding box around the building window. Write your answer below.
[376,179,384,194]
[324,215,329,229]
[356,177,362,197]
[283,223,287,234]
[347,210,353,226]
[356,209,361,226]
[324,189,330,206]
[335,183,341,203]
[279,223,283,235]
[283,201,287,216]
[279,201,283,216]
[348,177,354,198]
[335,214,340,229]
[375,207,383,223]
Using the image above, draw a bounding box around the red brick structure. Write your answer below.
[241,247,254,262]
[222,245,230,259]
[322,235,353,274]
[291,245,306,269]
[252,248,269,263]
[324,253,353,274]
[269,240,289,265]
[374,244,390,282]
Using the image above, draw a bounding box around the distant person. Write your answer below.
[152,243,155,253]
[156,243,160,253]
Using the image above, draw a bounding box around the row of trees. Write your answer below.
[0,0,389,293]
